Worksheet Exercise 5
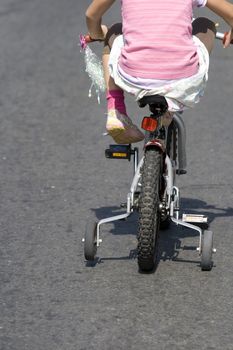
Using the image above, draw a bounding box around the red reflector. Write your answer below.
[141,117,158,132]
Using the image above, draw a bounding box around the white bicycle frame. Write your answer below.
[94,112,207,253]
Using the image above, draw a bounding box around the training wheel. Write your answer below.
[201,230,213,271]
[84,219,98,261]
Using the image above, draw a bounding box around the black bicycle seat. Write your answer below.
[138,95,168,116]
[138,95,168,108]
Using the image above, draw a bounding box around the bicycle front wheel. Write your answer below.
[137,147,162,272]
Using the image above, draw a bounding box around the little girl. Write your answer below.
[86,0,233,144]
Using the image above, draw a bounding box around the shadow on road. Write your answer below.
[87,197,231,268]
[180,197,233,224]
[85,249,137,267]
[90,206,138,236]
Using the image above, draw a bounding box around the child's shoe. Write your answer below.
[106,109,144,144]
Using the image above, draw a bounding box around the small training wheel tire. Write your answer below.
[84,220,98,261]
[201,230,213,271]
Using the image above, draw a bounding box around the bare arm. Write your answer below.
[206,0,233,47]
[86,0,116,40]
[206,0,233,27]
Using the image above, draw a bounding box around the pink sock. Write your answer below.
[106,90,127,115]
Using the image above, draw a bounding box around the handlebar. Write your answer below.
[80,34,104,49]
[84,34,96,43]
[216,31,233,45]
[81,31,232,49]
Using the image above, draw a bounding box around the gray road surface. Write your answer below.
[0,1,233,349]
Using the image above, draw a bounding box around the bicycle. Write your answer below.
[82,30,232,272]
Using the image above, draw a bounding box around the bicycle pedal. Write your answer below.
[182,213,208,224]
[105,144,132,160]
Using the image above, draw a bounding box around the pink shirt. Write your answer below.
[119,0,207,80]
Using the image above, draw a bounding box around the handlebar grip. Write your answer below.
[84,34,93,43]
[223,32,233,45]
[84,34,103,43]
[80,34,102,49]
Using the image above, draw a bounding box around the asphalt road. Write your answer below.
[0,1,233,349]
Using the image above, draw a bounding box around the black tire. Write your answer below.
[84,219,98,261]
[158,121,177,231]
[166,120,178,164]
[166,120,178,183]
[137,147,162,272]
[201,230,213,271]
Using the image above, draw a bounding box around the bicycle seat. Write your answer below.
[138,95,168,116]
